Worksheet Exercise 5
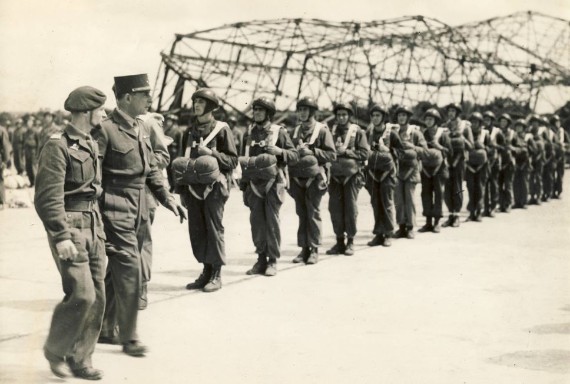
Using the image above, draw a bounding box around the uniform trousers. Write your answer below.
[554,159,565,196]
[513,166,529,207]
[328,173,363,238]
[185,180,229,266]
[24,149,37,186]
[465,165,488,214]
[420,168,446,218]
[542,160,554,199]
[529,161,543,201]
[498,163,514,210]
[244,178,285,260]
[484,160,500,213]
[140,204,156,287]
[13,148,25,175]
[366,171,396,236]
[44,211,105,370]
[288,175,328,248]
[444,160,465,213]
[395,177,417,228]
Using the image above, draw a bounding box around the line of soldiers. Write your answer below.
[32,78,568,381]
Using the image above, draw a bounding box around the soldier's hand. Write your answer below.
[197,146,213,156]
[55,240,79,262]
[299,147,314,157]
[336,146,346,155]
[164,199,187,223]
[264,145,283,156]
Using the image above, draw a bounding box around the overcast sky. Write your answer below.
[1,0,568,112]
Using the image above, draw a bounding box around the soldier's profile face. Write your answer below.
[471,119,481,131]
[336,110,349,125]
[130,91,152,115]
[447,108,457,120]
[370,111,383,126]
[425,116,435,128]
[397,112,408,125]
[194,98,207,115]
[297,106,311,122]
[483,116,492,126]
[90,106,106,127]
[253,106,267,123]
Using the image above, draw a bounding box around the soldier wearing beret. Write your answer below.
[177,88,238,292]
[35,86,107,380]
[93,74,186,357]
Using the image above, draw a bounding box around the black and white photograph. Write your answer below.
[0,0,569,382]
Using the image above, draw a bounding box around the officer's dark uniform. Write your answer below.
[0,125,11,207]
[34,87,106,378]
[178,100,238,290]
[443,106,474,227]
[366,108,404,246]
[288,109,336,262]
[327,108,369,255]
[94,101,177,349]
[419,110,452,232]
[242,115,298,274]
[465,116,490,221]
[482,112,504,217]
[513,121,534,208]
[497,115,516,212]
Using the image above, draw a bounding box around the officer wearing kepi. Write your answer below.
[178,88,238,292]
[326,102,369,256]
[35,86,107,380]
[94,74,186,357]
[241,97,298,276]
[288,97,336,264]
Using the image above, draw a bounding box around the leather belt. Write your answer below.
[64,199,97,212]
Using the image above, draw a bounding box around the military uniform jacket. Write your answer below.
[34,124,104,243]
[394,124,427,182]
[445,118,474,163]
[0,125,11,167]
[499,128,517,169]
[38,122,63,157]
[422,126,453,176]
[331,123,369,164]
[484,125,504,166]
[244,121,299,166]
[291,120,336,166]
[367,124,404,176]
[93,109,171,205]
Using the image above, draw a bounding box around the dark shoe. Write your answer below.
[265,262,277,276]
[186,265,212,290]
[441,216,454,227]
[45,350,69,378]
[292,247,309,263]
[474,214,482,222]
[466,213,476,222]
[487,210,495,218]
[344,239,354,256]
[432,222,441,233]
[451,216,460,227]
[246,260,267,275]
[203,266,222,292]
[71,367,103,380]
[97,335,119,345]
[394,225,407,238]
[306,248,319,265]
[367,235,384,247]
[122,340,147,357]
[417,223,433,233]
[406,228,415,239]
[138,283,148,310]
[326,238,346,255]
[382,237,392,247]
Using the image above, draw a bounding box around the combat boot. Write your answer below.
[344,238,355,256]
[432,218,441,233]
[394,225,407,238]
[383,236,392,247]
[246,255,267,275]
[292,247,310,263]
[265,258,277,277]
[367,235,384,247]
[418,217,433,232]
[326,237,346,255]
[441,214,454,227]
[451,214,460,227]
[203,266,222,292]
[406,227,415,239]
[306,247,319,265]
[186,264,212,290]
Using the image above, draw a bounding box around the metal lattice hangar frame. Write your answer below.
[153,11,570,119]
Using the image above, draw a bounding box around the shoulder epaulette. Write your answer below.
[49,133,63,139]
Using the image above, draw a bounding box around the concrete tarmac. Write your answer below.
[0,179,569,383]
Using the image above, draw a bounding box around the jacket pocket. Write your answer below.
[69,150,92,183]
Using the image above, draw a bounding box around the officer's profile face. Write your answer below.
[297,106,311,122]
[129,91,152,115]
[193,98,207,115]
[336,110,349,125]
[370,111,383,126]
[253,106,267,123]
[424,116,435,128]
[447,108,457,120]
[397,112,408,125]
[483,116,492,126]
[499,118,508,129]
[90,106,106,127]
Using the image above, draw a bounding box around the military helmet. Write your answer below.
[423,108,442,121]
[296,97,318,110]
[469,112,484,122]
[550,115,560,124]
[514,119,527,127]
[369,103,387,116]
[446,103,463,113]
[528,114,541,124]
[483,111,496,120]
[252,96,276,115]
[333,102,353,115]
[395,106,413,116]
[499,113,512,123]
[191,88,219,107]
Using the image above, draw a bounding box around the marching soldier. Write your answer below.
[326,102,369,256]
[94,74,186,357]
[482,111,503,217]
[393,106,427,239]
[465,112,490,222]
[365,104,403,247]
[241,97,298,275]
[442,103,474,227]
[35,87,107,380]
[497,113,516,212]
[512,119,533,208]
[550,115,569,198]
[288,97,336,264]
[528,115,545,205]
[178,88,238,292]
[418,108,451,233]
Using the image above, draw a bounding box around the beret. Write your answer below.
[64,86,106,112]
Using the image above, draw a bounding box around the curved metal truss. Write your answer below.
[154,11,570,116]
